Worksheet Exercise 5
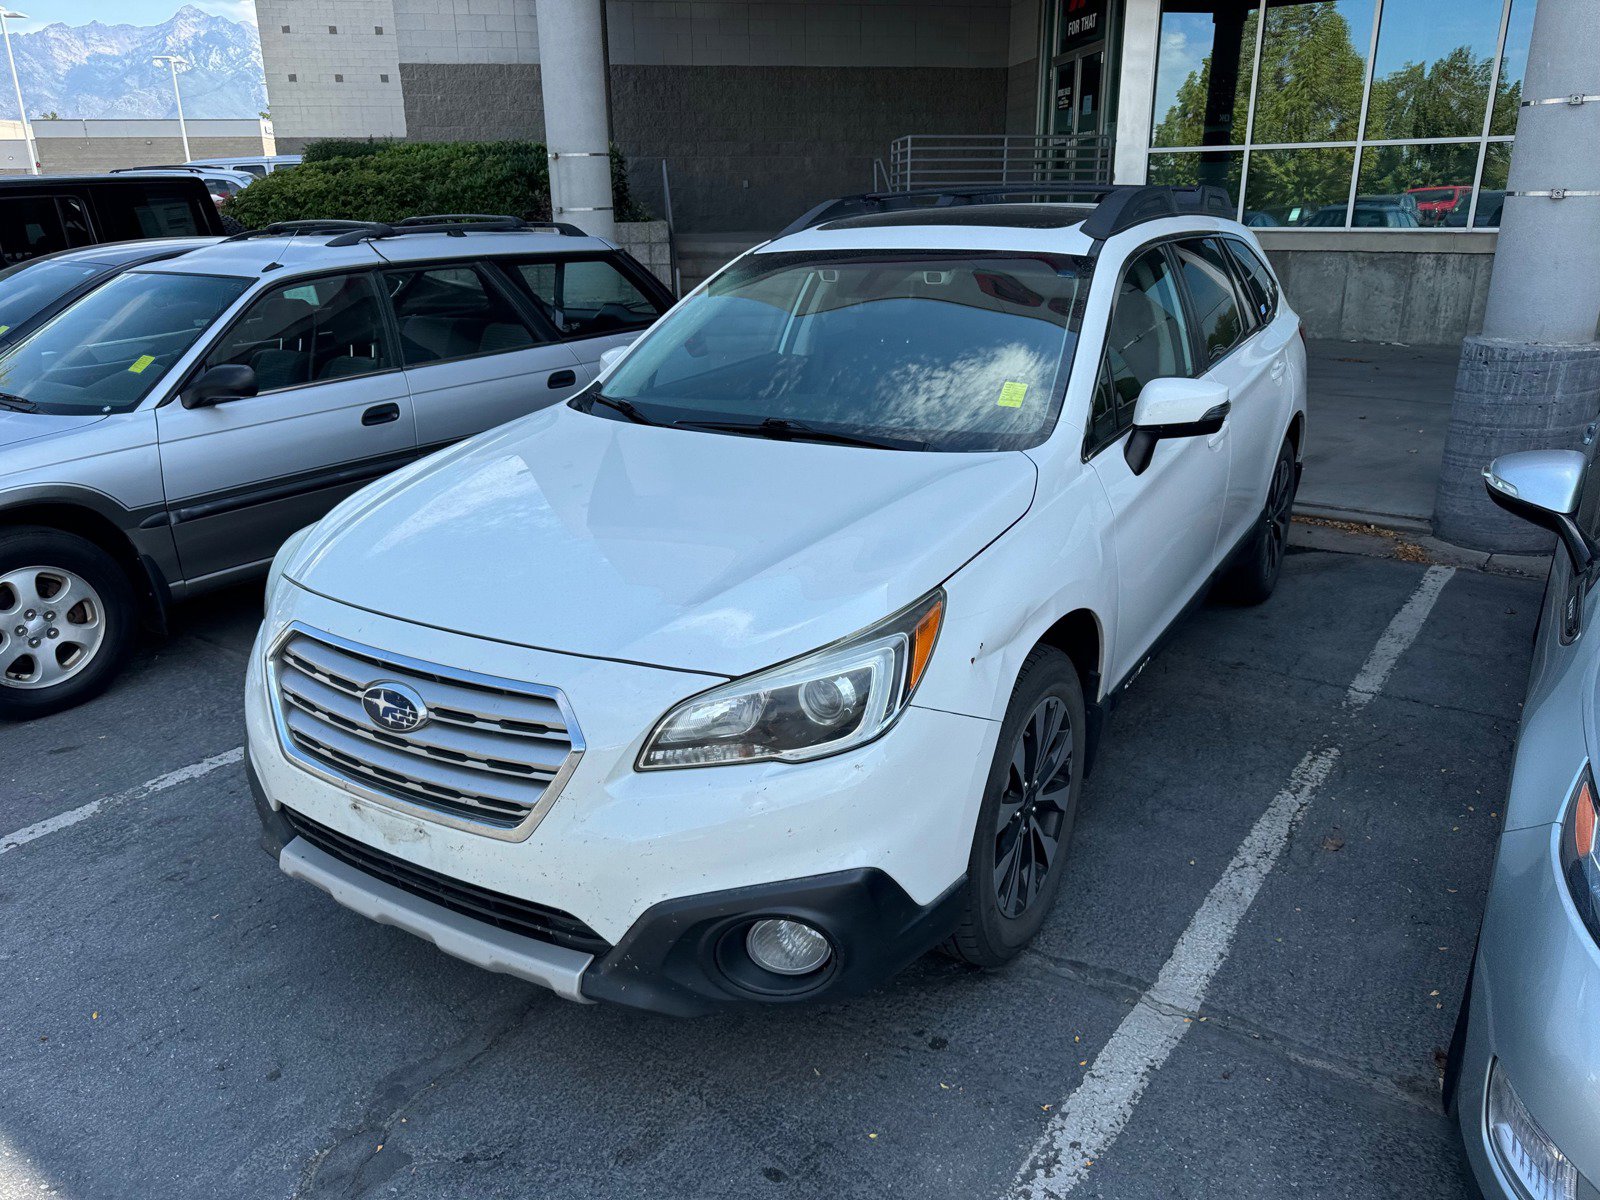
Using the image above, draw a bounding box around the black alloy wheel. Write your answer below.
[994,694,1075,919]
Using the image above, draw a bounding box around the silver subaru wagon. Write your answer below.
[0,216,673,718]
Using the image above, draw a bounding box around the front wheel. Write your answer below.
[0,527,136,720]
[1221,436,1297,605]
[944,646,1086,967]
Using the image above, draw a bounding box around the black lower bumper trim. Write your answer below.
[582,869,967,1016]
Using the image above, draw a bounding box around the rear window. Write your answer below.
[0,196,90,265]
[505,256,666,339]
[0,270,248,414]
[94,185,215,241]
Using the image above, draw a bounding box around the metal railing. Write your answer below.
[884,134,1112,192]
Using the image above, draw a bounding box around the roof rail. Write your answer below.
[225,215,592,247]
[779,183,1237,242]
[224,219,394,243]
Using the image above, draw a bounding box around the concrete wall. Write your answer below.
[257,0,407,139]
[1258,231,1496,346]
[1007,0,1040,134]
[2,119,274,175]
[612,218,672,288]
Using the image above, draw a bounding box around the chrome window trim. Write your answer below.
[266,620,587,843]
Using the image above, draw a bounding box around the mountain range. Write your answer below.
[5,6,266,121]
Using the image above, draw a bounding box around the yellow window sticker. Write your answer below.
[0,325,9,335]
[997,381,1028,408]
[128,354,156,374]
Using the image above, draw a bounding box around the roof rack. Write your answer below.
[778,183,1236,243]
[225,214,590,247]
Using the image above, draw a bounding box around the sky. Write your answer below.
[2,1,255,33]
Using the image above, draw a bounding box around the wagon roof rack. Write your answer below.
[778,184,1236,243]
[224,214,589,247]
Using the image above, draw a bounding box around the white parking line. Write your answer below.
[1009,565,1456,1199]
[0,746,243,856]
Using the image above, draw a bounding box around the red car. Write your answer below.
[1407,184,1472,225]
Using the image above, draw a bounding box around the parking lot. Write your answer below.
[0,532,1537,1200]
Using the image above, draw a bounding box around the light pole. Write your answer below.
[0,10,37,175]
[152,54,191,162]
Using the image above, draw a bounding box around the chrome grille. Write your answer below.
[269,625,584,840]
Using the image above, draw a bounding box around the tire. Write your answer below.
[1221,436,1298,606]
[0,526,137,720]
[944,646,1086,967]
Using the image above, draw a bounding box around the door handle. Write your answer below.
[547,369,577,389]
[1270,359,1287,381]
[361,403,400,426]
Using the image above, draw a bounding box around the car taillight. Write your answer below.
[1560,765,1600,942]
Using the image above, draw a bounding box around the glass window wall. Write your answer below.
[1148,0,1530,229]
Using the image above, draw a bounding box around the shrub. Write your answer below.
[225,139,650,228]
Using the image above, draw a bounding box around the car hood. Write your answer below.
[0,410,107,453]
[289,404,1037,677]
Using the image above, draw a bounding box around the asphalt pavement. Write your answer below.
[0,533,1538,1200]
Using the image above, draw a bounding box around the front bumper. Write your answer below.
[246,585,996,1014]
[251,758,967,1015]
[1457,823,1600,1198]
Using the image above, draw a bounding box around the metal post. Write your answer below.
[534,0,616,240]
[0,10,37,175]
[153,55,191,163]
[1433,0,1600,551]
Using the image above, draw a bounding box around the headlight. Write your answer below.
[638,589,944,770]
[1488,1061,1579,1200]
[265,525,314,609]
[1561,764,1600,943]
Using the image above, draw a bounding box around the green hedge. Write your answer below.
[224,139,649,228]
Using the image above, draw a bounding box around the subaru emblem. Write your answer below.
[361,681,429,733]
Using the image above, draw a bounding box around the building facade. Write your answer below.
[0,118,276,176]
[257,0,1538,342]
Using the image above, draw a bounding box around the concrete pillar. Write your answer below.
[1433,0,1600,551]
[535,0,617,241]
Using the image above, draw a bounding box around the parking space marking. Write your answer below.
[1009,565,1456,1199]
[0,746,243,856]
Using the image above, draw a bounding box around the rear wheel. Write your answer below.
[1222,436,1297,605]
[944,646,1085,967]
[0,527,136,720]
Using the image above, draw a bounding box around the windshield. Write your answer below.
[594,250,1091,452]
[0,257,104,339]
[0,270,249,414]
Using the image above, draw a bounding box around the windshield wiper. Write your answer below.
[674,415,927,452]
[0,392,36,412]
[581,391,663,427]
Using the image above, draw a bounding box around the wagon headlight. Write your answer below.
[638,590,944,770]
[1560,764,1600,944]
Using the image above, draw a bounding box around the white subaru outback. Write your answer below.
[247,185,1307,1015]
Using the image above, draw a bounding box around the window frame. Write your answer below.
[1082,237,1201,463]
[1222,235,1279,326]
[490,249,674,344]
[382,258,558,369]
[168,267,404,405]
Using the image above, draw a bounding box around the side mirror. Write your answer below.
[1124,377,1231,475]
[180,363,258,409]
[598,339,637,378]
[1484,450,1593,572]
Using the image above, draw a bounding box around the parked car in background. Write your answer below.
[1444,190,1506,228]
[0,175,223,265]
[0,236,221,351]
[1306,195,1422,228]
[1406,184,1472,225]
[0,215,673,718]
[184,154,303,179]
[1445,441,1600,1200]
[245,185,1307,1015]
[110,166,257,206]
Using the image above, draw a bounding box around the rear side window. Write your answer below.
[1172,237,1245,366]
[1088,246,1194,452]
[385,265,541,365]
[506,256,665,339]
[206,272,395,392]
[1224,237,1277,324]
[95,186,214,241]
[0,196,75,265]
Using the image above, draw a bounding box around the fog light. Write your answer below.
[746,919,831,976]
[1488,1062,1577,1200]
